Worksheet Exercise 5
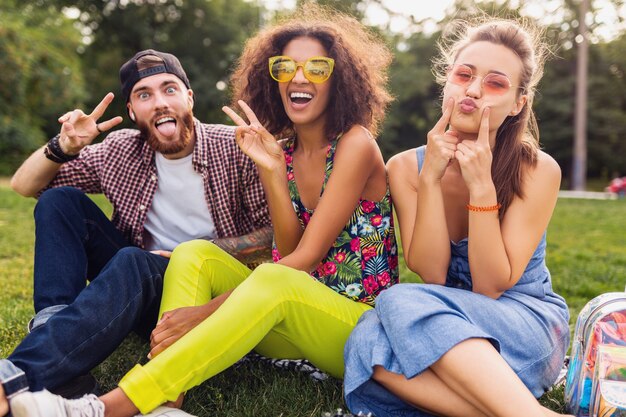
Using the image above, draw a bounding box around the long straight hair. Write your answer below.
[434,19,549,218]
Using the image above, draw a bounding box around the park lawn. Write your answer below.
[0,184,624,416]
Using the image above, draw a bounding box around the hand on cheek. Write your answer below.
[455,107,494,190]
[424,98,459,180]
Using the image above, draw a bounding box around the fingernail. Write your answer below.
[147,353,152,360]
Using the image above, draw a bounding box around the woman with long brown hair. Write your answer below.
[343,18,572,417]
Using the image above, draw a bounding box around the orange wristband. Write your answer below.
[466,203,501,212]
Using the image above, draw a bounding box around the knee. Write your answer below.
[111,247,154,279]
[37,186,85,206]
[108,247,165,291]
[170,239,222,265]
[35,187,86,217]
[244,264,299,300]
[115,246,148,261]
[247,263,286,287]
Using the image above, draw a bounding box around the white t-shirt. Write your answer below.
[143,153,217,251]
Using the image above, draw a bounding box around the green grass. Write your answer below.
[1,184,625,416]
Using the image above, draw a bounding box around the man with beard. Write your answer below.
[2,50,272,405]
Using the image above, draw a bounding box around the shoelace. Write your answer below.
[65,394,104,417]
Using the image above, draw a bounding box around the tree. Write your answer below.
[17,0,264,129]
[0,2,86,174]
[379,30,441,160]
[586,34,626,179]
[536,0,626,185]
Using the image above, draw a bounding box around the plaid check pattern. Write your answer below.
[45,120,270,247]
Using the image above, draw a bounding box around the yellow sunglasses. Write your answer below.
[268,56,335,84]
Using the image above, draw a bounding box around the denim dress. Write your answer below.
[343,146,570,417]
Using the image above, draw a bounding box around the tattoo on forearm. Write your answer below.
[213,226,274,268]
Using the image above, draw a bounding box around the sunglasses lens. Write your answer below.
[483,74,511,95]
[449,65,473,85]
[270,57,296,82]
[304,58,333,83]
[269,56,334,83]
[448,65,512,95]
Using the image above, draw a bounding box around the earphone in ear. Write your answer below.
[129,111,136,122]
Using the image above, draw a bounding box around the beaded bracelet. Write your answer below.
[44,134,79,163]
[466,203,501,212]
[43,144,65,164]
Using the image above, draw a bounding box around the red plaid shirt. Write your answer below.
[46,120,270,247]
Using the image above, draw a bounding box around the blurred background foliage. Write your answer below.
[0,0,624,185]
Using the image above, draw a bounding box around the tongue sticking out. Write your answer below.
[156,121,176,137]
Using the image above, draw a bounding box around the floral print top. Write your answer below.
[272,136,399,306]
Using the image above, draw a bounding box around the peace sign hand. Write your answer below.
[423,98,459,181]
[454,107,494,191]
[222,100,285,172]
[57,93,123,155]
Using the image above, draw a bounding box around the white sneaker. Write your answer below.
[9,390,104,417]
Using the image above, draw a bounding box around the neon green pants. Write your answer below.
[118,240,371,413]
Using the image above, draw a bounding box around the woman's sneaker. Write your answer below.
[9,390,104,417]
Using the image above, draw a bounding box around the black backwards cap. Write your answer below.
[119,49,191,102]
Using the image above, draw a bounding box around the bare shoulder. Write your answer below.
[338,125,376,146]
[528,150,561,187]
[537,150,560,173]
[335,125,380,159]
[387,148,419,180]
[516,150,561,207]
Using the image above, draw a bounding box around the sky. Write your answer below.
[261,0,626,41]
[262,0,454,32]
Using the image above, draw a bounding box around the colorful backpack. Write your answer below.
[565,292,626,416]
[590,345,626,416]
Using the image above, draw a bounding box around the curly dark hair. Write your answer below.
[230,2,393,140]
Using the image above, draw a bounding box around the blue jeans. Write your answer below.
[33,187,131,312]
[5,246,168,391]
[1,187,167,393]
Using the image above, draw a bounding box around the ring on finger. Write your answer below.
[96,123,103,134]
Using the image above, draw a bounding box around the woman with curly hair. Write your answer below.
[8,4,397,417]
[343,17,572,417]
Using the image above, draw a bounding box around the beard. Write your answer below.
[138,110,194,155]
